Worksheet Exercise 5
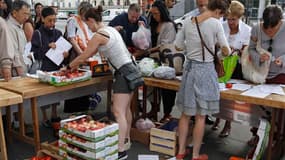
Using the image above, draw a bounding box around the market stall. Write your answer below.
[0,75,112,153]
[142,77,285,160]
[0,88,23,160]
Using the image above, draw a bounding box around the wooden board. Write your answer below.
[0,76,112,99]
[0,89,22,107]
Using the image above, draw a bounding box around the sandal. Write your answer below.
[192,154,208,160]
[176,152,188,160]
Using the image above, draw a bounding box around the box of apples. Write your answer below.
[37,69,92,86]
[59,130,105,152]
[60,115,107,142]
[59,139,105,160]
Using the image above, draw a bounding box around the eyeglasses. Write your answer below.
[268,39,273,52]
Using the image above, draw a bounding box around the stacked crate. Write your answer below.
[58,115,118,160]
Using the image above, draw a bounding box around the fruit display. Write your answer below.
[59,115,118,160]
[61,115,106,141]
[37,69,92,86]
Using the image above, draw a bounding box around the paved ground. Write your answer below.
[5,91,284,160]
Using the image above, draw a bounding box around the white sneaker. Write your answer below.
[124,138,132,151]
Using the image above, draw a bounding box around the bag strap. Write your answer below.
[35,30,42,47]
[194,17,215,61]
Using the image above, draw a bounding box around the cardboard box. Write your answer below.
[59,130,105,152]
[130,127,150,145]
[60,115,106,141]
[214,100,267,127]
[59,140,105,159]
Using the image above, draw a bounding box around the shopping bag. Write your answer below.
[218,54,239,83]
[132,25,151,50]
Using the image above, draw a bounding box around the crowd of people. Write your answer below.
[1,0,285,159]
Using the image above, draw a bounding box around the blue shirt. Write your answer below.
[109,12,147,47]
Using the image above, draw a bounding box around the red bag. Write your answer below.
[266,74,285,84]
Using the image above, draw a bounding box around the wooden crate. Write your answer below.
[149,127,177,156]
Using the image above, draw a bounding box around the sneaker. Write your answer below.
[124,138,132,151]
[42,120,52,128]
[118,151,128,160]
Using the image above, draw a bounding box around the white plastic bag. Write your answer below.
[132,26,151,50]
[153,66,176,79]
[138,57,158,76]
[135,118,155,131]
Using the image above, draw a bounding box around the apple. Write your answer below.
[226,83,233,88]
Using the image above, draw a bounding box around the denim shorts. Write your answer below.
[113,71,132,93]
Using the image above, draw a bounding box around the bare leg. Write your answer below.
[112,93,133,152]
[192,114,206,158]
[177,113,190,155]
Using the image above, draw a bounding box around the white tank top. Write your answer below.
[97,26,132,69]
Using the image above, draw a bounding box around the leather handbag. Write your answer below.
[195,17,225,78]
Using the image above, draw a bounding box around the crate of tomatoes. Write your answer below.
[37,69,92,86]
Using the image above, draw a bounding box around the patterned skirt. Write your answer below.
[176,60,220,116]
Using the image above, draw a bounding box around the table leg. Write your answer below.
[0,109,8,160]
[153,87,158,121]
[142,85,147,118]
[131,88,138,124]
[5,106,12,143]
[107,80,112,118]
[30,98,40,152]
[18,103,25,136]
[267,108,276,160]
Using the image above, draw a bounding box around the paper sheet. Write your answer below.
[45,36,72,66]
[232,84,252,91]
[138,155,159,160]
[241,86,271,98]
[241,84,285,98]
[219,83,228,91]
[227,79,248,84]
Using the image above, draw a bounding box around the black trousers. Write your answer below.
[161,89,176,115]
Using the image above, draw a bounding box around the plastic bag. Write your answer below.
[153,66,176,79]
[135,118,155,131]
[138,57,159,76]
[132,26,151,50]
[218,54,239,83]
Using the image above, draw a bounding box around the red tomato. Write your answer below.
[226,83,233,88]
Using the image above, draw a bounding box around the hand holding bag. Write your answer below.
[194,17,225,78]
[241,23,271,84]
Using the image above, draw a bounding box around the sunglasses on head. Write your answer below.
[268,39,273,52]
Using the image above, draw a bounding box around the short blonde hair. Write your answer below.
[228,1,245,18]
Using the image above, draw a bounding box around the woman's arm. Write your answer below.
[23,22,34,42]
[216,21,230,56]
[69,33,108,70]
[66,18,83,55]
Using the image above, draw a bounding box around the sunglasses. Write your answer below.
[268,39,273,52]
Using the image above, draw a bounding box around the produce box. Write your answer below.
[149,119,178,156]
[26,149,63,160]
[60,115,106,141]
[104,143,118,156]
[59,149,104,160]
[37,69,92,86]
[59,130,105,152]
[105,152,118,160]
[105,134,118,147]
[59,140,105,160]
[104,123,119,137]
[214,100,267,127]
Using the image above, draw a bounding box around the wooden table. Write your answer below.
[143,77,285,160]
[0,89,23,160]
[0,76,112,152]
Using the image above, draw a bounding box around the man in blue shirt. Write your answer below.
[109,3,147,54]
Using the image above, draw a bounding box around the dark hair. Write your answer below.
[207,0,230,15]
[41,6,56,18]
[128,3,140,13]
[263,5,283,29]
[78,2,93,16]
[84,5,103,22]
[150,1,176,32]
[11,0,30,12]
[34,2,43,10]
[0,0,12,18]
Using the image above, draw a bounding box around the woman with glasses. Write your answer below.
[248,5,285,83]
[211,1,251,138]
